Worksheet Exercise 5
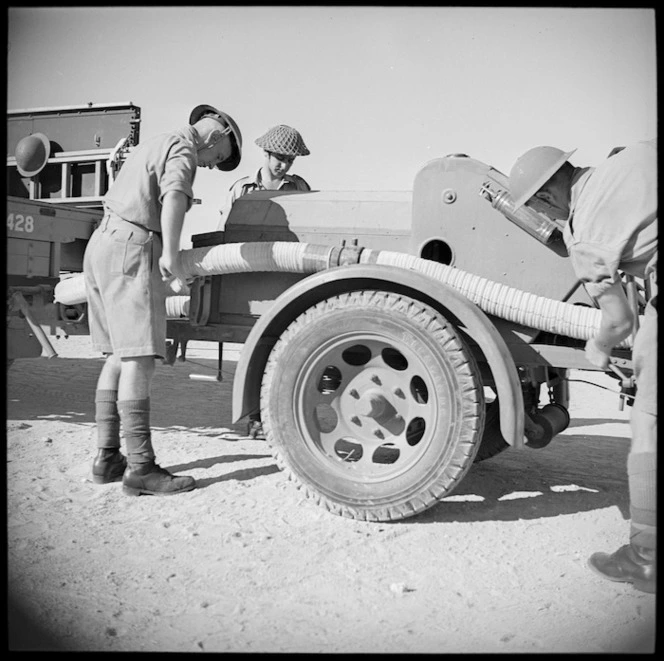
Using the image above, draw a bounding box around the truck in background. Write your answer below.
[7,102,140,361]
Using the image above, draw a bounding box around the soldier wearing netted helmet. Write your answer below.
[220,124,311,219]
[220,125,311,438]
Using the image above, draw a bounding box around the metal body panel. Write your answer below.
[410,156,592,305]
[6,239,52,278]
[232,264,524,448]
[7,102,141,154]
[6,196,101,359]
[220,190,412,317]
[6,197,101,279]
[223,189,412,245]
[6,196,101,243]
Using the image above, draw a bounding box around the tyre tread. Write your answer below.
[261,290,484,521]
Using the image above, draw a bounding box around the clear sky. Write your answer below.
[7,6,657,247]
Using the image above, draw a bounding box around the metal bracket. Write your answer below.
[190,276,213,326]
[608,361,636,410]
[11,291,58,358]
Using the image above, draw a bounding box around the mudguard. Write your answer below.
[232,263,524,448]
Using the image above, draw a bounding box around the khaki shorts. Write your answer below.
[83,214,167,358]
[632,295,657,417]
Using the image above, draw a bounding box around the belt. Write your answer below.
[100,213,161,237]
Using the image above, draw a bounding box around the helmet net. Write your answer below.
[255,125,310,156]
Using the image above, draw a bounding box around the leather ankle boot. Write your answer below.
[588,543,656,594]
[92,448,127,484]
[122,461,196,496]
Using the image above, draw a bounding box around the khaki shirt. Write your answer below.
[563,139,657,298]
[219,169,311,226]
[104,126,199,232]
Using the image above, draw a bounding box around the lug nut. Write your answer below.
[371,375,382,385]
[373,428,384,439]
[351,416,361,426]
[349,389,360,399]
[393,388,405,398]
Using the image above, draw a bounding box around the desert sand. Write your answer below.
[6,335,656,652]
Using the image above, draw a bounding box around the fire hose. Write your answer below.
[54,241,639,348]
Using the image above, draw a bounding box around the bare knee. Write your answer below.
[97,353,122,390]
[118,356,156,400]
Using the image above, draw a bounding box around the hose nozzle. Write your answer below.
[480,180,562,245]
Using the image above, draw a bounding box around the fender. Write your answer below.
[232,263,524,447]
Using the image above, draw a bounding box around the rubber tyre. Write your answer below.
[260,290,485,521]
[473,399,507,463]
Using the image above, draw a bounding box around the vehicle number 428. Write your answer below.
[7,213,35,233]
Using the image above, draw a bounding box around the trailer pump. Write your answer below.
[8,102,648,522]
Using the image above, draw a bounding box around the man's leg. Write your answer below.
[117,355,156,465]
[92,354,127,484]
[628,409,657,551]
[118,356,195,496]
[588,300,657,593]
[628,297,657,552]
[588,410,657,593]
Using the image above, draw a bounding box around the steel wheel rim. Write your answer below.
[292,330,454,483]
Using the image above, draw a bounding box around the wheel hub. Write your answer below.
[342,375,407,441]
[296,336,439,480]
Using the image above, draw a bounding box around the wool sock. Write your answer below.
[117,399,155,465]
[627,452,657,550]
[95,389,120,450]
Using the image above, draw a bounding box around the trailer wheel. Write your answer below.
[473,400,507,463]
[260,290,485,522]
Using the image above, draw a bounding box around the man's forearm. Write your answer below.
[161,191,189,258]
[594,321,633,351]
[593,282,635,350]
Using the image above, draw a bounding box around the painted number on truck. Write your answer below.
[7,213,35,233]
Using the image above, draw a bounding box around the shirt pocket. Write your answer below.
[109,229,152,277]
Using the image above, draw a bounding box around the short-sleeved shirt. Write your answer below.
[562,139,657,298]
[104,125,200,232]
[225,169,311,208]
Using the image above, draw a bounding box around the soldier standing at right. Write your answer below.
[508,139,657,593]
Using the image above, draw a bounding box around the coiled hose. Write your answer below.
[54,242,638,348]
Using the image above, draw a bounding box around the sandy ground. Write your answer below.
[6,335,656,653]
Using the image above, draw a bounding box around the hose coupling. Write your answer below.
[332,238,364,267]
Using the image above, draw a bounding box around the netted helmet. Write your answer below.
[15,133,51,177]
[509,146,577,210]
[255,125,310,157]
[189,104,242,171]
